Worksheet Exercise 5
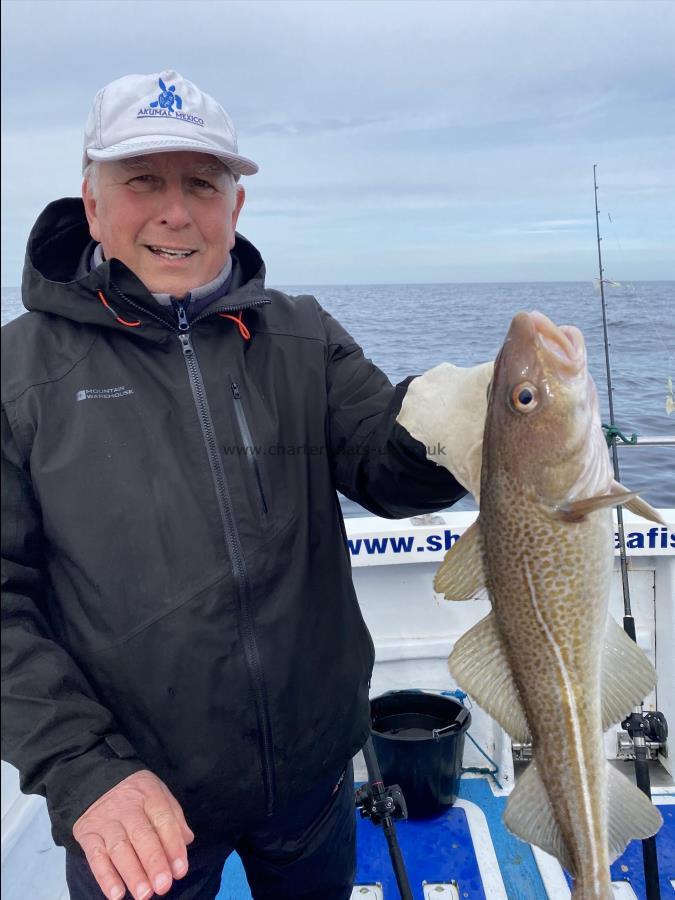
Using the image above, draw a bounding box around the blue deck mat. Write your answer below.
[215,781,674,899]
[355,802,485,898]
[600,798,673,898]
[355,777,549,899]
[459,780,675,899]
[458,777,547,899]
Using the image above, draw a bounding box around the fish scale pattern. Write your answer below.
[442,311,662,895]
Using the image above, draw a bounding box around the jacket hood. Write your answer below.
[22,198,269,341]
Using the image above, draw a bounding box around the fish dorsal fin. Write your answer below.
[503,760,574,874]
[601,616,657,730]
[448,611,530,743]
[606,766,662,863]
[555,481,665,525]
[434,519,485,600]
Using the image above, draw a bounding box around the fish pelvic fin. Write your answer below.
[601,616,657,730]
[434,519,485,600]
[503,760,574,874]
[554,481,666,525]
[607,765,663,863]
[448,610,530,743]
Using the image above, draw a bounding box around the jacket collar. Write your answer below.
[22,197,270,341]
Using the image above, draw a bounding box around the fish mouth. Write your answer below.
[509,311,586,377]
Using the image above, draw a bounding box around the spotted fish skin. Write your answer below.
[435,310,662,899]
[482,439,614,897]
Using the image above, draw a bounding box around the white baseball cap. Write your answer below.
[82,70,258,179]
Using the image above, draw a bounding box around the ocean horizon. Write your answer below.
[3,280,673,511]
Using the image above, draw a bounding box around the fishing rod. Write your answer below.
[355,736,413,900]
[593,165,662,900]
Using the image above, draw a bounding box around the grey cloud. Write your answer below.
[2,0,674,284]
[245,116,383,137]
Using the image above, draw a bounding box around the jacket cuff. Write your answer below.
[44,734,147,849]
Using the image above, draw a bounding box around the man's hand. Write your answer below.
[73,770,195,900]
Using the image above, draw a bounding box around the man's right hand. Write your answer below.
[72,769,195,900]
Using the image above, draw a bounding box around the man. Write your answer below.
[1,71,465,899]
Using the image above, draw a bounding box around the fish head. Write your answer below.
[483,310,608,504]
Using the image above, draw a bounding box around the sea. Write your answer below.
[2,281,674,513]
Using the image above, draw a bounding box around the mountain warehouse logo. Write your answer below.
[137,77,204,127]
[76,386,134,401]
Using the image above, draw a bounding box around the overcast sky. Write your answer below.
[2,0,674,285]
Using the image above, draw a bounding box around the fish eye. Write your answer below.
[510,382,539,413]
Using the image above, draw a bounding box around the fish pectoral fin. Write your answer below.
[621,494,667,526]
[601,616,657,730]
[607,765,663,863]
[553,485,640,522]
[555,481,666,525]
[448,611,530,742]
[503,759,574,874]
[610,479,666,525]
[433,519,485,600]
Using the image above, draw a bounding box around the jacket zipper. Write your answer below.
[230,382,268,515]
[107,288,277,810]
[154,300,273,813]
[177,326,276,813]
[175,299,190,331]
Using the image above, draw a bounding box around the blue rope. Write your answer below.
[462,732,503,790]
[440,688,468,703]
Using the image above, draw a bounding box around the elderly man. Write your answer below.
[1,71,464,899]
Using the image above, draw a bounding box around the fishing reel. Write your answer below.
[617,710,668,760]
[643,710,669,745]
[355,781,408,826]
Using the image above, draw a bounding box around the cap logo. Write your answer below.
[150,77,182,111]
[137,76,205,127]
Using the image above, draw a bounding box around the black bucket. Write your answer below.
[370,690,471,819]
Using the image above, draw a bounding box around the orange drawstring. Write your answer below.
[98,290,250,339]
[97,291,141,328]
[218,310,251,340]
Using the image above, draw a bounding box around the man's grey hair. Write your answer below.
[83,158,240,207]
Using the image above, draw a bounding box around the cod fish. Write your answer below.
[434,311,663,899]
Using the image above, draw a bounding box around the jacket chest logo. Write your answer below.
[76,386,134,401]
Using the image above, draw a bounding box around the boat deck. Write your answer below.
[215,774,675,900]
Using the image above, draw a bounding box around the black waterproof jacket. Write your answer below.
[1,198,464,850]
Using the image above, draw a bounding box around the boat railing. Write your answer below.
[617,435,675,447]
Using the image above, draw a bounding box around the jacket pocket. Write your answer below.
[242,761,355,866]
[230,379,269,516]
